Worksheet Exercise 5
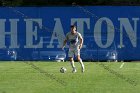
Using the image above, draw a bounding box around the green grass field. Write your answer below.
[0,61,139,93]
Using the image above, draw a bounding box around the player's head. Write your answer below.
[70,25,76,34]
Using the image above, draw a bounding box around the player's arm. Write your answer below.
[62,39,67,49]
[79,34,83,49]
[62,34,68,49]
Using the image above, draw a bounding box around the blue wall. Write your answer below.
[0,6,140,61]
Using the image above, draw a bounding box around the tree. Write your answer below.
[1,0,23,6]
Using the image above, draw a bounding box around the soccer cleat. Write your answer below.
[81,66,85,73]
[72,68,77,73]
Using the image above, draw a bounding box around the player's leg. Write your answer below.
[77,55,85,72]
[68,50,77,73]
[69,57,77,73]
[75,49,85,72]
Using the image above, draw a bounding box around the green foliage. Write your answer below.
[1,0,23,6]
[1,0,140,6]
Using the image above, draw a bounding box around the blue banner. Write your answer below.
[0,6,140,61]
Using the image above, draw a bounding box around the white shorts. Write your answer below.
[68,48,80,57]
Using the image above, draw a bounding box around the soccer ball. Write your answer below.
[60,67,67,73]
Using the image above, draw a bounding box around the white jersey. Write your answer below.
[66,32,82,49]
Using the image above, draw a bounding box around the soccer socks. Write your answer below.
[70,61,77,73]
[70,59,84,73]
[70,61,75,68]
[79,59,85,72]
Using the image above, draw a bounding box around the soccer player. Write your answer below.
[62,25,85,73]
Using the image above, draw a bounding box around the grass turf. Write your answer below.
[0,61,139,93]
